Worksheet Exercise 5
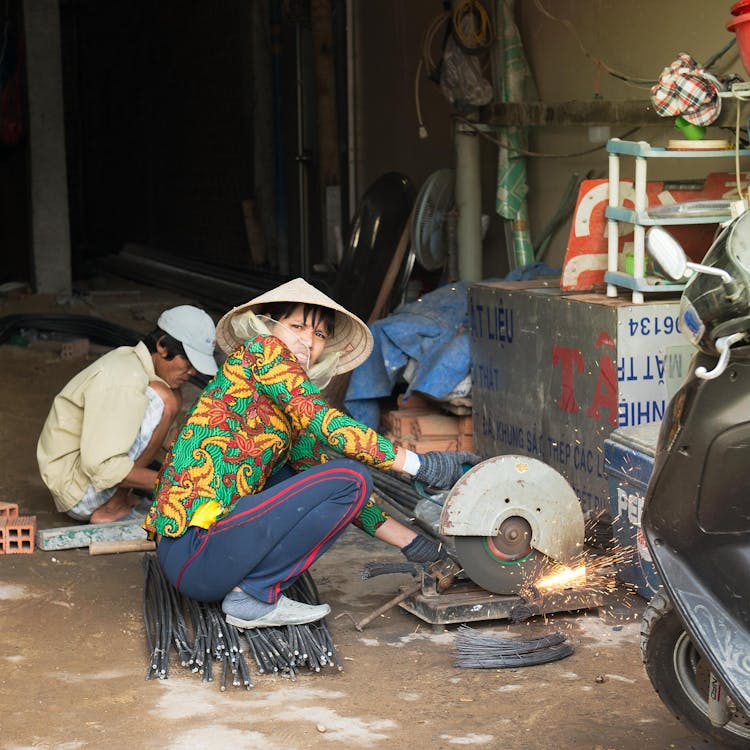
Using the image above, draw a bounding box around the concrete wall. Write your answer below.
[354,0,748,278]
[516,1,746,270]
[23,0,71,294]
[14,1,749,288]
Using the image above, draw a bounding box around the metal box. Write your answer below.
[469,282,690,517]
[604,423,661,599]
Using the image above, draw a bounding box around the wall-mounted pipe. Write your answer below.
[455,121,483,281]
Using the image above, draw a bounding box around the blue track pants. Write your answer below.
[156,459,370,603]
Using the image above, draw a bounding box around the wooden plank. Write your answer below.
[89,539,155,556]
[368,208,415,324]
[36,518,147,551]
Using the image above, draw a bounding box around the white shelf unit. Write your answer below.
[605,138,749,303]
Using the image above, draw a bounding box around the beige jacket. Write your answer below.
[37,342,167,512]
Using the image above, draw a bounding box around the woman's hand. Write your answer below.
[414,451,481,489]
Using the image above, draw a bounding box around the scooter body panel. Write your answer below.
[643,348,750,714]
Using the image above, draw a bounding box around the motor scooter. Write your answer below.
[640,215,750,748]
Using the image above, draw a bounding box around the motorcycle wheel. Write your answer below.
[641,588,750,749]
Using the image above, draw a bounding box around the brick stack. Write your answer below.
[380,393,474,453]
[0,501,36,554]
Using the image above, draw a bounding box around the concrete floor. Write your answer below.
[0,279,716,749]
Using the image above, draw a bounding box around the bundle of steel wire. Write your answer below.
[142,554,341,689]
[371,470,422,513]
[453,625,574,668]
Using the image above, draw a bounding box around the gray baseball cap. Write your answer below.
[158,305,218,376]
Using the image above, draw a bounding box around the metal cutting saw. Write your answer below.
[434,455,586,595]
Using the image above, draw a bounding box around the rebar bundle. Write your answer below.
[453,625,574,668]
[372,471,421,512]
[142,554,341,689]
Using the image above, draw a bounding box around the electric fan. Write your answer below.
[412,169,456,272]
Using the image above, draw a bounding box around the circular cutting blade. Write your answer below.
[453,516,549,595]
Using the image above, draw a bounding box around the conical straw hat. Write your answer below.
[215,278,373,375]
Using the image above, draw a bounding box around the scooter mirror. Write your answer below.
[646,226,689,280]
[646,226,735,285]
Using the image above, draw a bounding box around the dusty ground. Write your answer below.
[0,278,717,750]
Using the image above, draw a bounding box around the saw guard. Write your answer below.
[439,455,584,565]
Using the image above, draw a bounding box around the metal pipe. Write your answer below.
[606,150,620,297]
[455,122,483,281]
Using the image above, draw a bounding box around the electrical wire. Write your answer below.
[421,10,451,79]
[703,38,738,71]
[532,0,738,91]
[452,0,494,54]
[414,10,451,138]
[533,171,593,262]
[532,0,654,88]
[414,58,427,138]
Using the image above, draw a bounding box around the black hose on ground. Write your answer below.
[0,313,211,388]
[0,313,140,347]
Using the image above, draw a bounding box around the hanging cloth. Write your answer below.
[493,0,535,268]
[650,52,736,127]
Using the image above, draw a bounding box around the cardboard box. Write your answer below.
[469,282,690,516]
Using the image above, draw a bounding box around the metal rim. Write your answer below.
[483,517,534,562]
[672,631,750,739]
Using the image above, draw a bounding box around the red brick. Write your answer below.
[458,433,475,452]
[396,392,431,411]
[402,437,459,453]
[60,338,90,360]
[0,516,36,554]
[411,413,459,439]
[380,409,432,438]
[0,501,19,519]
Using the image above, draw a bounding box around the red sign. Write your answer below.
[561,173,746,291]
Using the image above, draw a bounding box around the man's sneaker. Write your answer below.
[224,594,331,629]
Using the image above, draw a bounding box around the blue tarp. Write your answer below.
[344,264,559,429]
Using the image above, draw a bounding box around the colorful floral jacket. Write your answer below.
[143,335,397,538]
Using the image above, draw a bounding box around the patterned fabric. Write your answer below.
[650,53,732,127]
[352,497,390,536]
[144,334,397,538]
